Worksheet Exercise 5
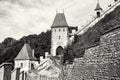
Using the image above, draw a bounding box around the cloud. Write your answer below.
[0,0,113,42]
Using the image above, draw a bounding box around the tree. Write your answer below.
[0,30,51,65]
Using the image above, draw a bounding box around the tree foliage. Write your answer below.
[0,30,51,64]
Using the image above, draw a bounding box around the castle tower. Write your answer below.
[14,43,38,72]
[51,13,69,56]
[95,0,102,17]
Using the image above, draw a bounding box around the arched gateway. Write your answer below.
[56,46,64,55]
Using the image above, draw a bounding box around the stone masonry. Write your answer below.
[0,63,12,80]
[64,27,120,80]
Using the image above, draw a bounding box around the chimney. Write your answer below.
[45,52,49,58]
[32,49,35,57]
[40,56,44,62]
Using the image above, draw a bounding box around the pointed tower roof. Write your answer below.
[15,43,37,60]
[51,13,69,28]
[95,1,102,11]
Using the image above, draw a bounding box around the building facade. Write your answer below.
[14,43,38,72]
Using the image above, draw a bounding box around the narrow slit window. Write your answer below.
[31,63,34,70]
[21,63,23,68]
[59,29,61,32]
[59,36,61,39]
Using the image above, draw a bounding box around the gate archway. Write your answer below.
[56,46,64,55]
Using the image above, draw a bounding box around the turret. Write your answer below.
[51,12,69,56]
[95,0,103,17]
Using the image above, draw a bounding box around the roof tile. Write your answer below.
[15,43,37,60]
[51,13,69,28]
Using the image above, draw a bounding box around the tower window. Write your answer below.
[59,29,61,32]
[97,12,100,17]
[21,63,23,68]
[59,35,61,39]
[31,63,34,70]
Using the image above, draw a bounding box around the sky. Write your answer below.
[0,0,114,42]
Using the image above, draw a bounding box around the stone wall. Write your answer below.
[0,63,12,80]
[11,68,20,80]
[0,64,4,80]
[64,27,120,80]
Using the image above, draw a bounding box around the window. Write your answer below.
[31,63,34,70]
[21,63,23,68]
[59,35,61,39]
[63,29,65,31]
[59,29,61,32]
[54,29,56,32]
[97,12,100,17]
